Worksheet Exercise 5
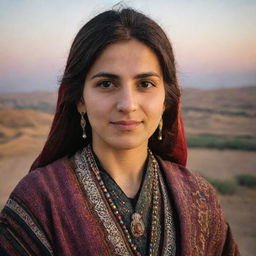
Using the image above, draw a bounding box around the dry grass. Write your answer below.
[187,148,256,179]
[220,187,256,256]
[0,87,256,255]
[183,111,256,137]
[0,109,52,157]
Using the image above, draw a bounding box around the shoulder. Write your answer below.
[1,156,78,238]
[157,157,234,253]
[13,157,71,196]
[157,156,215,194]
[0,158,73,254]
[6,156,77,216]
[156,156,223,220]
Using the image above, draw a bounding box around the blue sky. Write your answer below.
[0,0,255,93]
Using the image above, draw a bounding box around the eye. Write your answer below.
[97,80,115,88]
[138,80,155,88]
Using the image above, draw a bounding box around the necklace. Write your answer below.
[130,212,145,237]
[85,147,160,256]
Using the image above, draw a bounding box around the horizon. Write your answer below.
[1,84,256,96]
[1,0,256,93]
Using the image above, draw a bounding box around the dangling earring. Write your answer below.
[158,118,163,141]
[80,112,87,139]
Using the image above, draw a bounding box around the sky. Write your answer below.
[0,0,256,93]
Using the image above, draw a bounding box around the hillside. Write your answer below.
[0,87,255,256]
[182,86,256,113]
[0,109,53,157]
[1,86,255,114]
[0,86,255,153]
[181,86,256,137]
[0,91,57,113]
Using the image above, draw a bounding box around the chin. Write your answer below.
[110,138,147,151]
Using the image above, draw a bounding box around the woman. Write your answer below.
[0,8,239,256]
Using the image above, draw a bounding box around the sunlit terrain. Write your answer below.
[0,86,256,255]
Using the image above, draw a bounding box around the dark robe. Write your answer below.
[0,154,240,255]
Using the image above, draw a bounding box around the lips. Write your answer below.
[110,120,142,131]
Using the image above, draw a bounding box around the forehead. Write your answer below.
[87,39,163,77]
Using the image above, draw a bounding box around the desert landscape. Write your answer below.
[0,87,256,255]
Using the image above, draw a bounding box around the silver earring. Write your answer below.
[80,112,87,139]
[158,118,163,141]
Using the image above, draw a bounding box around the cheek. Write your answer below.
[85,98,111,125]
[147,94,165,114]
[86,106,103,122]
[83,91,104,116]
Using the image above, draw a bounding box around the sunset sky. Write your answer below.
[0,0,255,93]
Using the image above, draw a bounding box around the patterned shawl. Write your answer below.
[0,151,239,255]
[74,146,176,255]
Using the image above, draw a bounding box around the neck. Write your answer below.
[92,144,148,198]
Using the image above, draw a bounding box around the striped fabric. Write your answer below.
[0,197,53,255]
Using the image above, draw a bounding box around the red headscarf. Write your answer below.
[169,110,187,167]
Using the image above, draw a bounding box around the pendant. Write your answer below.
[130,213,145,237]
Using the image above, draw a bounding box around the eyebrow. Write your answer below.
[90,72,161,80]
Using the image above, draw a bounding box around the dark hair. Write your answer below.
[30,8,181,170]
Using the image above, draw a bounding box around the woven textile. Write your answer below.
[0,151,239,255]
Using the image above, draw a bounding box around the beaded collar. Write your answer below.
[84,145,161,255]
[74,145,176,255]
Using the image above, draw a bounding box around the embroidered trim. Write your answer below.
[6,198,53,255]
[159,170,176,255]
[74,148,131,256]
[189,175,210,256]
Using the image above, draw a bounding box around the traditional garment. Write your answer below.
[0,147,239,255]
[90,148,176,255]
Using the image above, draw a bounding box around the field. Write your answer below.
[0,87,256,255]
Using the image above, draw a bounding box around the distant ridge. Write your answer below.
[0,109,53,157]
[1,86,256,113]
[182,86,256,113]
[0,91,57,113]
[0,86,255,153]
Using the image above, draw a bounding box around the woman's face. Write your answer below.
[78,39,165,152]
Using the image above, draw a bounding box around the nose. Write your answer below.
[116,86,138,113]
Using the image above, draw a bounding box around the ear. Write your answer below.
[77,97,86,113]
